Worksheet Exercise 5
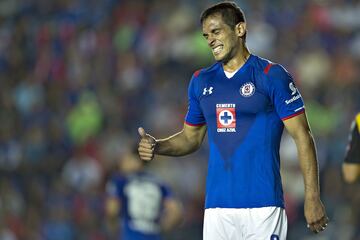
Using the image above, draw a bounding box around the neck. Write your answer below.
[223,47,250,72]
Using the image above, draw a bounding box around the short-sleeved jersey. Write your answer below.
[106,171,172,240]
[185,54,305,209]
[344,113,360,164]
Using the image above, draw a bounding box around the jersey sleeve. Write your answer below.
[344,115,360,163]
[106,177,123,198]
[185,72,206,126]
[106,180,118,197]
[267,64,305,120]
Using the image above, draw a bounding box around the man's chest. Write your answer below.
[199,75,271,120]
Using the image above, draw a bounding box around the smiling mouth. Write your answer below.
[212,45,223,55]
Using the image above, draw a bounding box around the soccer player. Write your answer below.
[105,147,183,240]
[342,112,360,183]
[138,2,328,239]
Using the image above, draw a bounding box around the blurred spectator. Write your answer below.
[0,217,16,240]
[105,147,183,240]
[62,147,102,193]
[66,91,103,145]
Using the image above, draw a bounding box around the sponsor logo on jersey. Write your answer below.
[289,82,297,95]
[285,94,301,105]
[239,82,255,97]
[216,103,236,132]
[285,82,301,105]
[203,87,213,95]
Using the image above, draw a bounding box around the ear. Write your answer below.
[235,22,246,38]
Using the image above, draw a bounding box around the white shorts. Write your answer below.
[203,207,287,240]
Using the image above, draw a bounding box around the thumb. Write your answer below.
[138,127,147,138]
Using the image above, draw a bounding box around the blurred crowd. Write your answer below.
[0,0,359,239]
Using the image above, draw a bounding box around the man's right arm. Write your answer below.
[138,123,207,161]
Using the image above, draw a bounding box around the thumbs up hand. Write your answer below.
[138,127,157,161]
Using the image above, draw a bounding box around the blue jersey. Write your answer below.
[185,54,305,209]
[106,171,172,240]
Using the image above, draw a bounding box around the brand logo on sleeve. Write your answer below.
[216,104,236,132]
[239,82,255,97]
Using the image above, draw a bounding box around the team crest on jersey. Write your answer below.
[216,104,236,133]
[240,82,255,97]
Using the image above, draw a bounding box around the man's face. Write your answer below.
[202,14,238,63]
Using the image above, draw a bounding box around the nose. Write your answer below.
[207,37,215,47]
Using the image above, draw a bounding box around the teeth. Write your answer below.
[213,46,223,54]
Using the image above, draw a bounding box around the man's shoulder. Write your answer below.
[251,55,286,76]
[109,173,125,185]
[355,113,360,132]
[192,62,221,79]
[106,174,125,195]
[253,57,294,90]
[355,112,360,121]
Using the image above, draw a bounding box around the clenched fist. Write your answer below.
[138,127,157,161]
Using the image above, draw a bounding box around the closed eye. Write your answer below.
[213,29,220,35]
[202,28,221,39]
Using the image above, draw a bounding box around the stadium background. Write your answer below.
[0,0,359,239]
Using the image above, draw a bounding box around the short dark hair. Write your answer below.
[200,1,246,29]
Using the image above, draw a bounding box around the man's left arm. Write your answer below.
[283,113,329,233]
